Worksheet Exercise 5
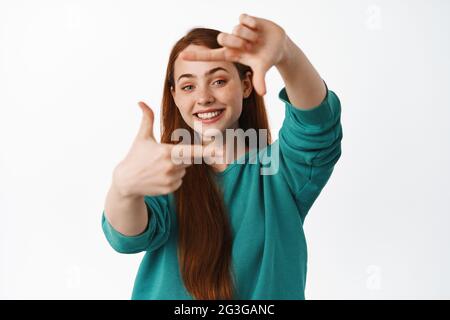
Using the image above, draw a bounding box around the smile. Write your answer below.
[194,109,225,124]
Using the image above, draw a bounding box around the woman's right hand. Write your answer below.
[111,101,204,198]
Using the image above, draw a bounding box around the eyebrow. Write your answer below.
[177,67,229,83]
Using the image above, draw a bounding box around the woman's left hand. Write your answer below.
[179,13,288,96]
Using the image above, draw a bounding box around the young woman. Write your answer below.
[102,14,343,300]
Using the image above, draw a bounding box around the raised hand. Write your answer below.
[112,102,208,197]
[179,13,288,96]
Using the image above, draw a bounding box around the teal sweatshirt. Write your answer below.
[102,84,343,300]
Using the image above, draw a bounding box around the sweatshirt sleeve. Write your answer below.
[278,81,343,223]
[101,195,171,254]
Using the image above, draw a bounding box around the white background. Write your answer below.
[1,0,449,299]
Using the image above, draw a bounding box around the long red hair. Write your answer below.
[160,27,272,300]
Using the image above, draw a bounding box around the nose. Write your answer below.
[197,87,215,106]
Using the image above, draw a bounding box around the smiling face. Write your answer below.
[171,44,253,141]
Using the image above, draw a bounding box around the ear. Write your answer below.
[242,71,253,99]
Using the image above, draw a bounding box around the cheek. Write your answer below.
[174,106,193,126]
[229,96,244,116]
[175,98,194,116]
[218,87,243,112]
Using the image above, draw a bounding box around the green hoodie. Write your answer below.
[102,84,343,299]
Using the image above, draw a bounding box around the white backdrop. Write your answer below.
[1,0,449,299]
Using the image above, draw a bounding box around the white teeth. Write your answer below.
[196,110,222,119]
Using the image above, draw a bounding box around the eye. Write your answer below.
[181,79,227,92]
[214,79,227,86]
[181,84,193,91]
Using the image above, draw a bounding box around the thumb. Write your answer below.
[252,66,267,96]
[136,101,156,141]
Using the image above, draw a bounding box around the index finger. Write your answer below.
[179,47,241,62]
[169,144,207,165]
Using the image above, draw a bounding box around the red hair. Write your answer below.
[160,27,271,299]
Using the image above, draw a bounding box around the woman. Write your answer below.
[102,13,343,300]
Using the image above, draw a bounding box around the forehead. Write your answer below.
[174,44,236,79]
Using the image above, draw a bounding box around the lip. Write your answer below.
[193,107,224,115]
[194,109,225,124]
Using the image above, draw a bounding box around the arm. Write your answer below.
[275,35,342,222]
[104,181,149,237]
[277,86,342,222]
[275,34,327,110]
[102,188,172,254]
[102,99,183,254]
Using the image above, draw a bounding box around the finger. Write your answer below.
[171,178,183,192]
[169,144,207,164]
[232,24,259,44]
[202,141,225,158]
[173,167,187,180]
[175,162,192,169]
[239,13,258,30]
[217,32,250,51]
[179,47,241,62]
[165,164,188,178]
[137,101,156,141]
[252,66,267,96]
